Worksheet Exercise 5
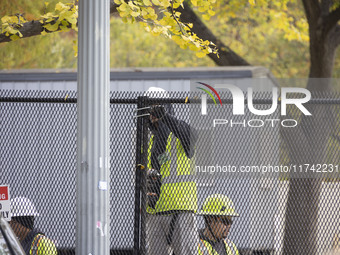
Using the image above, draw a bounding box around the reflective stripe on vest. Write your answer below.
[198,239,239,255]
[161,133,195,184]
[147,132,197,213]
[224,239,239,255]
[198,239,218,255]
[30,234,44,255]
[30,234,57,255]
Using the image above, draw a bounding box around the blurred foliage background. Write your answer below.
[1,0,340,78]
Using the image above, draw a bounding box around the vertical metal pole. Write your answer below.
[134,96,147,255]
[140,97,148,255]
[76,0,110,254]
[134,97,143,255]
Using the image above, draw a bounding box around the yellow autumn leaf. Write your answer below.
[128,1,138,10]
[41,12,57,19]
[1,16,9,23]
[198,6,207,12]
[163,0,171,7]
[171,35,182,44]
[10,34,20,41]
[119,11,130,18]
[208,10,215,16]
[130,11,140,17]
[143,0,152,6]
[189,43,200,51]
[118,3,129,12]
[196,51,206,58]
[152,0,161,5]
[179,43,188,50]
[181,35,190,41]
[73,40,78,57]
[5,26,18,35]
[147,7,156,14]
[1,16,18,24]
[55,2,68,12]
[61,20,69,26]
[60,11,76,23]
[202,14,210,20]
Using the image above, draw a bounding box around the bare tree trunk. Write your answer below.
[282,1,340,254]
[282,91,333,254]
[177,1,250,66]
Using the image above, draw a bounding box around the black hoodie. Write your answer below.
[148,104,197,172]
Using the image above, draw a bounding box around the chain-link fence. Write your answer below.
[1,89,339,255]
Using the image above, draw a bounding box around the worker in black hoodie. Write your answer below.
[145,87,198,255]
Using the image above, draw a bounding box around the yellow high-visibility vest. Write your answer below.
[147,132,197,214]
[30,234,57,255]
[198,238,239,255]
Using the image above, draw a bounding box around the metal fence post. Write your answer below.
[76,0,110,254]
[141,96,148,255]
[134,96,148,255]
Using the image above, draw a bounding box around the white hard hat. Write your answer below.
[145,87,169,98]
[11,196,39,217]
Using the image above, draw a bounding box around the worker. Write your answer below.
[144,87,198,255]
[198,194,240,255]
[9,196,57,255]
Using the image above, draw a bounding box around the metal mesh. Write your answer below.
[1,90,340,255]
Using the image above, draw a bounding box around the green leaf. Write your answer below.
[44,21,60,32]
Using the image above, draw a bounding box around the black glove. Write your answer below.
[146,169,162,209]
[149,105,166,119]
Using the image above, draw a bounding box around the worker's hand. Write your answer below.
[146,169,162,209]
[147,169,161,189]
[149,105,166,120]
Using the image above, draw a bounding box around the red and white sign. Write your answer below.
[0,185,11,221]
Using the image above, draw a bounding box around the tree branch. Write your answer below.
[0,1,119,44]
[0,20,44,43]
[110,1,119,14]
[177,1,249,66]
[321,0,332,16]
[333,25,340,47]
[301,0,321,27]
[323,6,340,34]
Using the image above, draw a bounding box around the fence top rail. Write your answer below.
[1,97,340,104]
[0,67,269,82]
[0,97,138,104]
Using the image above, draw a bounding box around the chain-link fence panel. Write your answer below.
[1,90,77,255]
[1,89,340,255]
